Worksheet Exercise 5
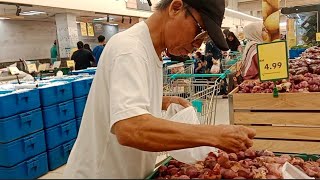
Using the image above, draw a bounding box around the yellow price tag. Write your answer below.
[316,33,320,42]
[27,64,38,73]
[257,41,289,81]
[38,64,48,72]
[8,67,20,75]
[66,60,75,68]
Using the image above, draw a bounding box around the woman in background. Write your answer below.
[194,52,206,74]
[241,22,264,80]
[84,44,93,53]
[226,32,242,52]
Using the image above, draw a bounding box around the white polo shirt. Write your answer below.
[64,21,163,178]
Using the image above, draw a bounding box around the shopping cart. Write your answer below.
[222,51,242,71]
[164,73,227,125]
[163,60,195,88]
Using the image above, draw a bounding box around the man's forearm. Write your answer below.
[113,114,218,152]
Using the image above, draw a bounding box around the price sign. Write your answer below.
[38,64,47,72]
[316,33,320,42]
[257,41,289,81]
[53,61,61,69]
[66,60,75,68]
[27,64,38,73]
[8,67,20,75]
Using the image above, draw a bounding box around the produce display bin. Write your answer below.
[74,96,87,118]
[72,77,93,98]
[145,153,320,179]
[47,139,76,171]
[0,108,43,143]
[0,152,48,179]
[45,119,77,150]
[38,82,73,107]
[42,100,75,129]
[0,130,46,167]
[0,89,40,119]
[229,87,320,154]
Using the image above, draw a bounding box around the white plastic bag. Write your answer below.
[282,162,314,179]
[164,104,217,164]
[210,58,221,74]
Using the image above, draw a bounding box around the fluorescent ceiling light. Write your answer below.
[0,17,10,20]
[225,8,263,21]
[20,11,46,16]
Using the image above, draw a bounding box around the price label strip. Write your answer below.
[257,41,289,82]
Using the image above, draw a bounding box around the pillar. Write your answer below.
[55,13,79,59]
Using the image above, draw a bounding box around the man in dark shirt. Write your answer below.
[71,41,95,70]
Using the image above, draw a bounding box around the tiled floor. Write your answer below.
[40,98,230,179]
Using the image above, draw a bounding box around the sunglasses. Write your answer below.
[186,8,208,46]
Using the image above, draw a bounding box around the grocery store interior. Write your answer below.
[0,0,320,179]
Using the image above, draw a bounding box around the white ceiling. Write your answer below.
[0,3,139,24]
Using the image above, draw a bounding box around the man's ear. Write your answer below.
[168,0,184,18]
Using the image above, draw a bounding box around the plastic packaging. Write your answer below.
[164,104,217,164]
[282,162,314,179]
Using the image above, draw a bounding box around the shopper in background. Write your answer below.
[64,0,256,178]
[223,28,230,38]
[194,52,206,74]
[84,44,93,53]
[92,35,106,65]
[226,32,242,52]
[71,41,95,70]
[50,40,58,64]
[241,22,264,80]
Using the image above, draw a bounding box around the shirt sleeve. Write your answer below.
[109,53,151,130]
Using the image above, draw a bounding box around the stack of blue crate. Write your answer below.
[39,81,77,171]
[72,77,94,132]
[0,89,48,179]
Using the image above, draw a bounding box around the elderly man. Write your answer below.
[64,0,256,178]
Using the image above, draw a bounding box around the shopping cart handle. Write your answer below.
[169,74,224,79]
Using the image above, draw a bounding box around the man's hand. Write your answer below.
[212,125,256,153]
[162,96,191,110]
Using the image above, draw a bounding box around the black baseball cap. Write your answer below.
[183,0,229,51]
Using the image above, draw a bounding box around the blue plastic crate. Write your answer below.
[47,139,76,171]
[76,117,82,132]
[72,77,93,98]
[0,152,48,179]
[45,119,77,150]
[42,100,75,129]
[0,130,46,167]
[0,89,40,119]
[74,96,87,118]
[38,82,73,107]
[0,108,43,143]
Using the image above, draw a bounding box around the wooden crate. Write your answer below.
[229,87,320,154]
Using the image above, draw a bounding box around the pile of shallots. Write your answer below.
[155,149,320,179]
[238,46,320,93]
